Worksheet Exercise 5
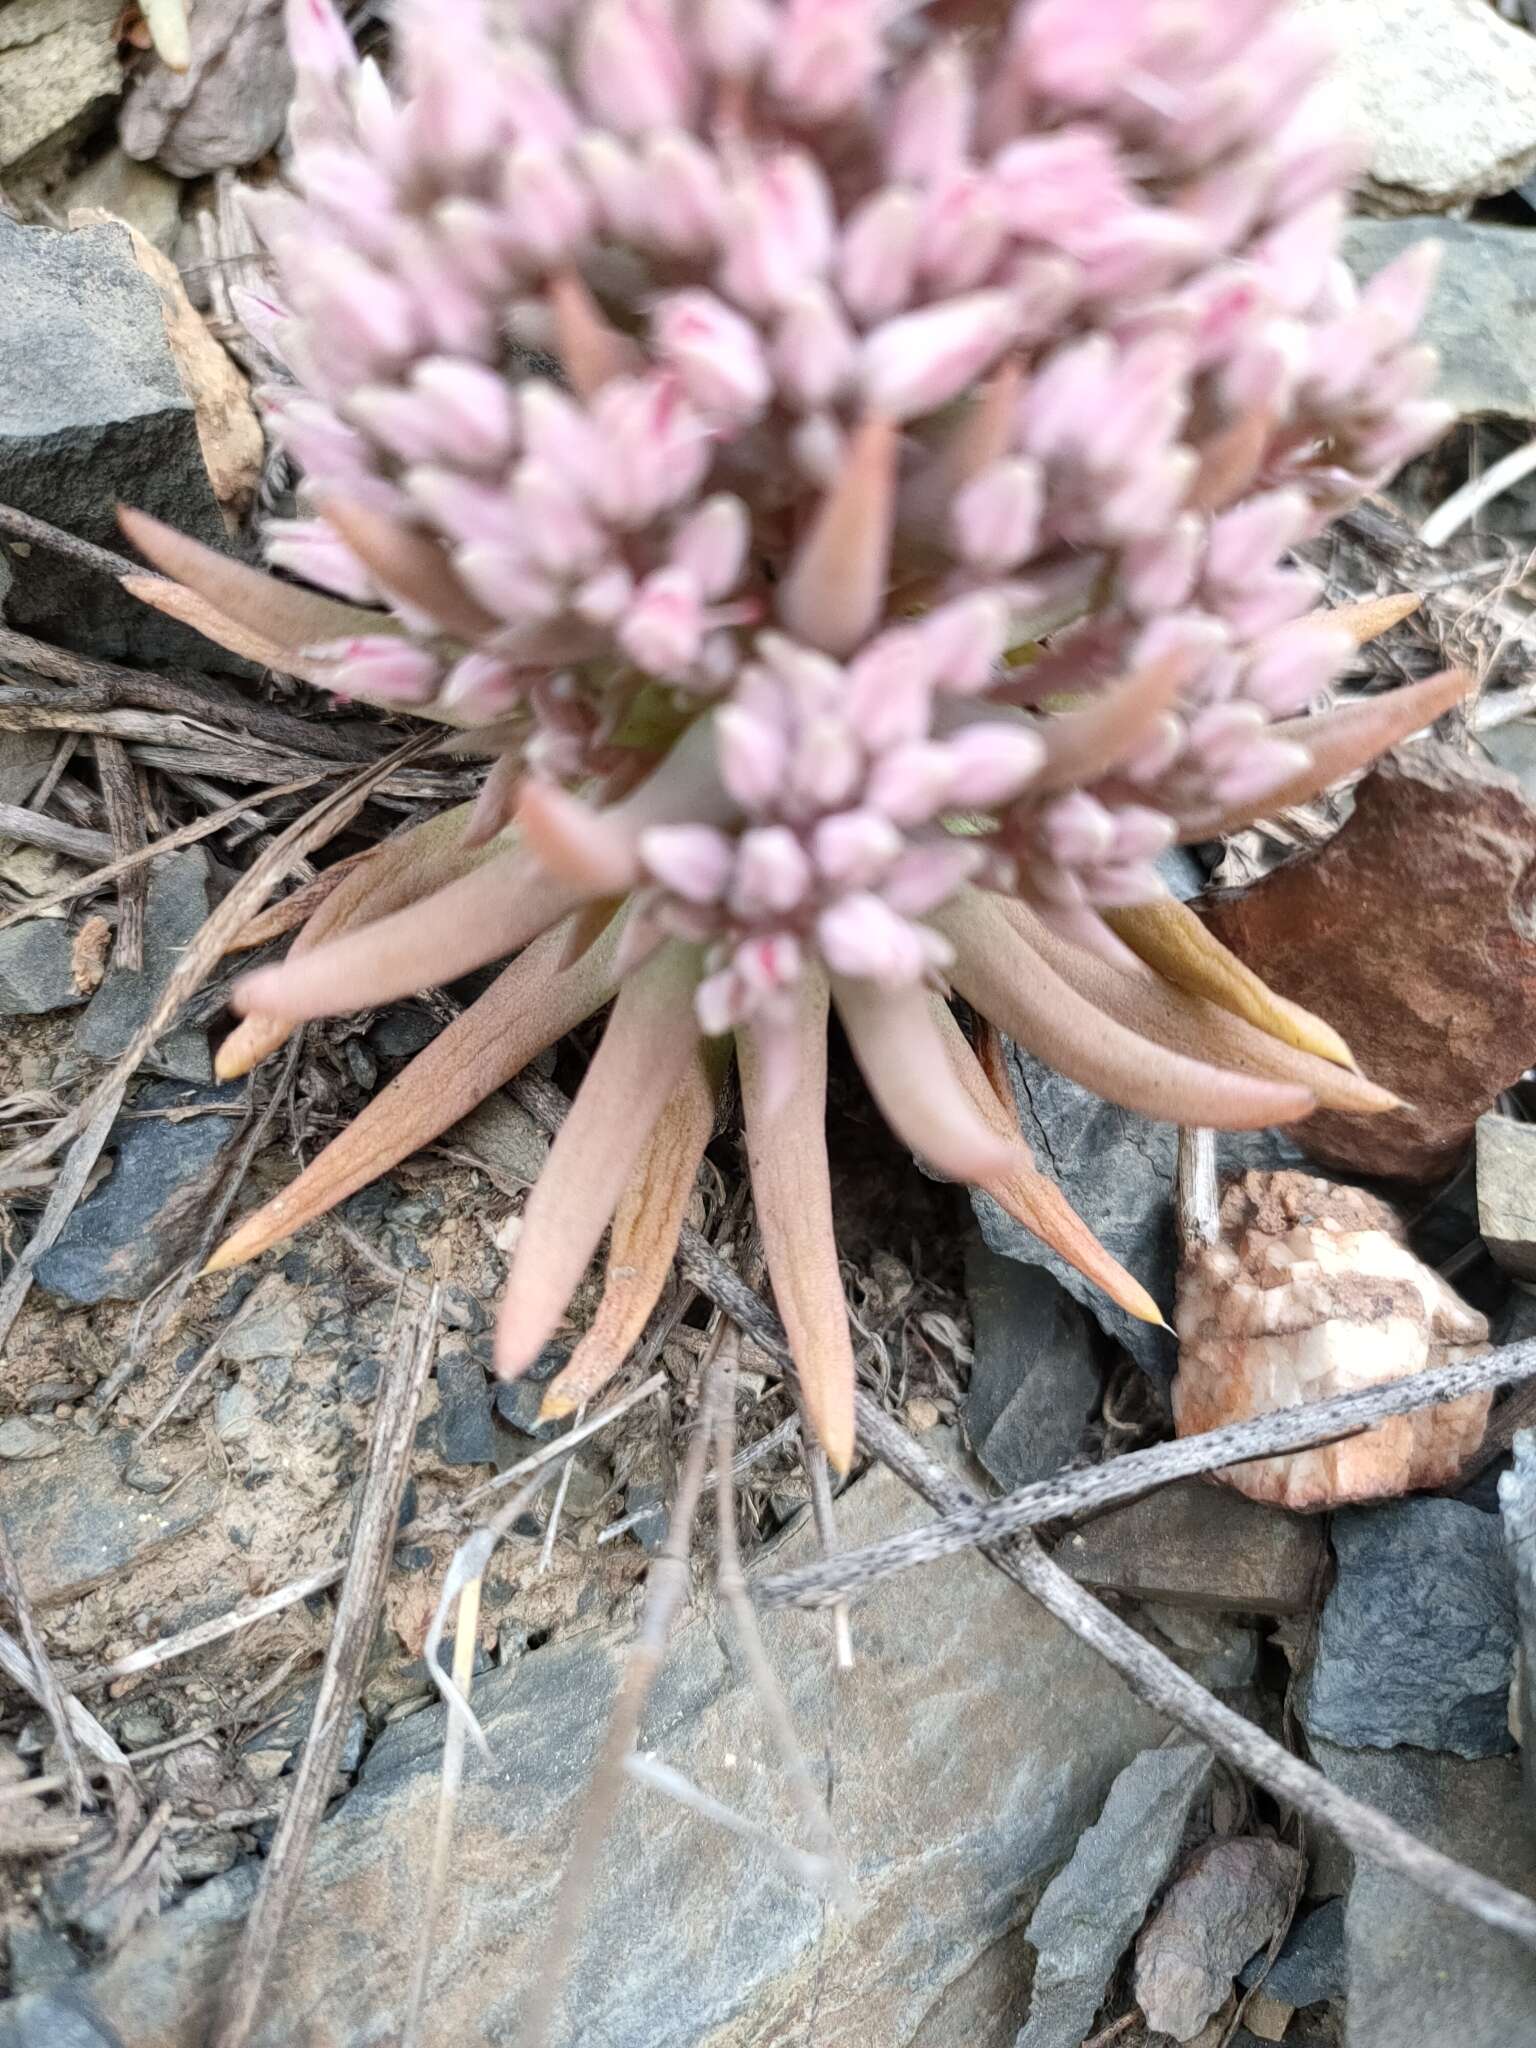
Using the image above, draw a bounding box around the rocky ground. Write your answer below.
[2,4,1536,2047]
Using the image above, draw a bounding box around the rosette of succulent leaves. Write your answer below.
[124,0,1465,1470]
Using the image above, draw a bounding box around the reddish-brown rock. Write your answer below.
[1201,744,1536,1181]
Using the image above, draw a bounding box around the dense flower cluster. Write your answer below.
[126,0,1465,1464]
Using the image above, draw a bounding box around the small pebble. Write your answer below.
[123,1464,174,1494]
[905,1398,941,1432]
[0,1417,62,1459]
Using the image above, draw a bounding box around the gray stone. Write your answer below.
[1135,1605,1260,1692]
[1302,1498,1517,1759]
[494,1342,570,1438]
[0,0,122,183]
[1311,1741,1536,2048]
[2,1430,220,1608]
[1016,1741,1212,2048]
[60,149,182,251]
[435,1348,497,1467]
[0,216,233,669]
[1343,220,1536,424]
[120,0,295,178]
[35,1080,243,1305]
[0,1418,64,1460]
[452,1090,550,1189]
[242,1679,366,1781]
[73,849,213,1079]
[218,1281,308,1365]
[964,1242,1100,1490]
[1058,1480,1325,1617]
[212,1382,258,1445]
[0,1986,125,2048]
[368,1006,439,1061]
[7,1920,83,1998]
[1297,0,1536,214]
[1134,1838,1301,2042]
[974,1041,1300,1377]
[44,1456,1175,2048]
[0,920,85,1015]
[1477,1114,1536,1281]
[1239,1898,1345,2008]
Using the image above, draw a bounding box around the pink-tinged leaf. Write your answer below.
[119,573,334,682]
[1185,406,1273,514]
[217,800,498,1077]
[547,268,644,396]
[938,890,1317,1130]
[541,1043,720,1420]
[832,974,1021,1184]
[1034,648,1192,793]
[1190,667,1472,839]
[1325,590,1422,647]
[516,781,644,893]
[739,971,856,1472]
[931,999,1166,1326]
[117,506,388,659]
[1001,898,1400,1118]
[205,918,622,1272]
[462,751,524,850]
[495,942,703,1376]
[232,846,579,1023]
[317,495,500,642]
[778,414,896,657]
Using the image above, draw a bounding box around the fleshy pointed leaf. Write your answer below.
[832,974,1020,1183]
[495,943,702,1377]
[1190,666,1473,840]
[1104,897,1358,1070]
[319,494,500,642]
[1328,591,1421,646]
[931,1000,1166,1326]
[542,1040,723,1420]
[998,897,1399,1118]
[548,269,643,396]
[205,918,623,1272]
[232,846,579,1023]
[1034,649,1190,793]
[1186,407,1272,514]
[938,890,1318,1130]
[778,414,896,657]
[739,972,857,1472]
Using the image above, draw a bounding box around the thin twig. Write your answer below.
[0,1078,129,1355]
[93,735,147,973]
[711,1331,854,1911]
[799,1415,854,1670]
[1176,1125,1220,1249]
[1421,435,1536,549]
[623,1753,842,1894]
[0,803,113,863]
[515,1323,726,2048]
[0,1519,90,1812]
[0,502,140,579]
[0,1627,131,1773]
[597,1413,801,1544]
[539,1402,586,1573]
[754,1343,1536,1614]
[69,1565,346,1691]
[134,1274,281,1445]
[210,1291,440,2048]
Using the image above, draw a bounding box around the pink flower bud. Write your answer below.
[817,892,928,984]
[860,291,1019,422]
[510,460,607,575]
[1018,335,1113,462]
[1210,739,1311,810]
[951,457,1043,571]
[881,839,982,915]
[847,629,934,750]
[652,291,771,422]
[838,189,921,324]
[1359,242,1441,349]
[772,286,856,410]
[670,495,749,600]
[993,126,1131,247]
[589,375,712,526]
[495,36,581,147]
[619,567,705,677]
[285,0,357,83]
[1186,701,1268,771]
[1242,619,1352,716]
[943,722,1044,806]
[1039,791,1118,867]
[1353,401,1453,478]
[770,0,882,122]
[715,701,789,810]
[866,741,954,826]
[441,651,526,719]
[320,635,440,704]
[310,253,420,367]
[918,170,1008,295]
[1015,0,1147,106]
[348,386,447,465]
[519,381,605,489]
[1205,489,1311,594]
[789,716,862,811]
[573,563,634,625]
[1099,446,1197,543]
[453,545,561,622]
[575,0,696,136]
[642,131,728,254]
[728,826,813,918]
[811,808,902,887]
[921,594,1009,694]
[387,220,497,355]
[431,198,519,295]
[720,151,836,312]
[887,42,973,184]
[734,931,804,997]
[641,823,735,902]
[263,519,377,602]
[409,358,519,468]
[697,0,774,74]
[1107,805,1177,864]
[405,467,523,551]
[1120,518,1202,617]
[295,147,396,255]
[574,132,650,239]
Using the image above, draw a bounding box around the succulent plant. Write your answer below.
[124,0,1470,1470]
